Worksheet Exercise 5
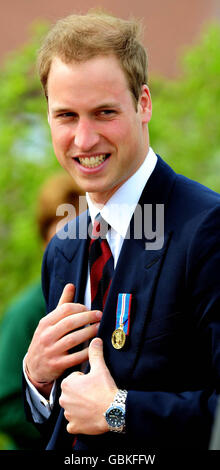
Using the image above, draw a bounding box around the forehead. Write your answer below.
[47,55,132,109]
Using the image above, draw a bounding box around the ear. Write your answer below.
[139,85,152,124]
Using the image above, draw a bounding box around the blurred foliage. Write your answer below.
[0,23,60,320]
[149,23,220,191]
[0,431,17,450]
[0,21,219,323]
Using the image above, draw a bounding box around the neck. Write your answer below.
[88,184,122,208]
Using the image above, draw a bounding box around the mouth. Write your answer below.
[74,153,111,169]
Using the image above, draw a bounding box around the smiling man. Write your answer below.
[24,11,220,451]
[47,54,151,205]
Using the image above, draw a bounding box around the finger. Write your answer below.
[47,302,90,325]
[88,338,107,373]
[56,322,100,352]
[52,309,102,339]
[60,371,84,395]
[57,283,75,306]
[63,347,89,369]
[66,422,74,434]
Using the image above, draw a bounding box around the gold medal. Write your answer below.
[111,326,126,350]
[112,294,132,350]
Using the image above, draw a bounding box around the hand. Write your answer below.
[59,337,118,435]
[25,283,102,396]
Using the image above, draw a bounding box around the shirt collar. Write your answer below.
[86,147,157,238]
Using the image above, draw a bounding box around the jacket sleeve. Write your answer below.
[23,239,61,441]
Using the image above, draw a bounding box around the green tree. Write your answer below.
[149,23,220,192]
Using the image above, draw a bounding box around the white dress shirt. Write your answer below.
[24,147,157,422]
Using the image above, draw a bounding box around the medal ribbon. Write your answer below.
[115,293,132,335]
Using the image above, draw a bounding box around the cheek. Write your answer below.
[113,123,138,155]
[51,125,73,151]
[103,121,130,149]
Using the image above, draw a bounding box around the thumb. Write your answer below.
[89,338,107,373]
[57,283,75,306]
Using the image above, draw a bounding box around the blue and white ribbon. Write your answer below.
[115,293,132,335]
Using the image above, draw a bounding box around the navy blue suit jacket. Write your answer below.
[27,156,220,450]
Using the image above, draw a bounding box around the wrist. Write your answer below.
[25,360,53,398]
[104,389,127,433]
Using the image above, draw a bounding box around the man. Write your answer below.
[24,11,220,450]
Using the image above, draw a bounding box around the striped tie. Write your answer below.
[89,213,114,311]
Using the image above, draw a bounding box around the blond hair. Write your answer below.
[37,11,148,107]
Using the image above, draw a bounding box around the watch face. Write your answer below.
[106,406,125,427]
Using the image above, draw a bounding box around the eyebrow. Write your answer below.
[51,107,75,115]
[51,102,121,115]
[94,102,121,110]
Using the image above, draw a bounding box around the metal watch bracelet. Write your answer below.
[106,389,127,433]
[113,389,128,406]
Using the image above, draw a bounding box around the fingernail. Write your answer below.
[92,337,102,347]
[96,311,102,320]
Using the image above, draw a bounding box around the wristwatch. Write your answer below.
[104,389,127,433]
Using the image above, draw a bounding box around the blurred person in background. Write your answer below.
[0,172,84,449]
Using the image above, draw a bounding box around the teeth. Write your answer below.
[78,154,108,168]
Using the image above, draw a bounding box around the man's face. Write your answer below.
[47,55,152,204]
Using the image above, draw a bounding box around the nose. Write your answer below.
[74,118,100,151]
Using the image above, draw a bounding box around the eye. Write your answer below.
[98,110,117,118]
[56,112,77,119]
[62,112,75,117]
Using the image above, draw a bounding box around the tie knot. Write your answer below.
[91,213,109,239]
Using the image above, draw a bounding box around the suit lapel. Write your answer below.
[97,156,177,386]
[53,210,90,305]
[98,232,172,387]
